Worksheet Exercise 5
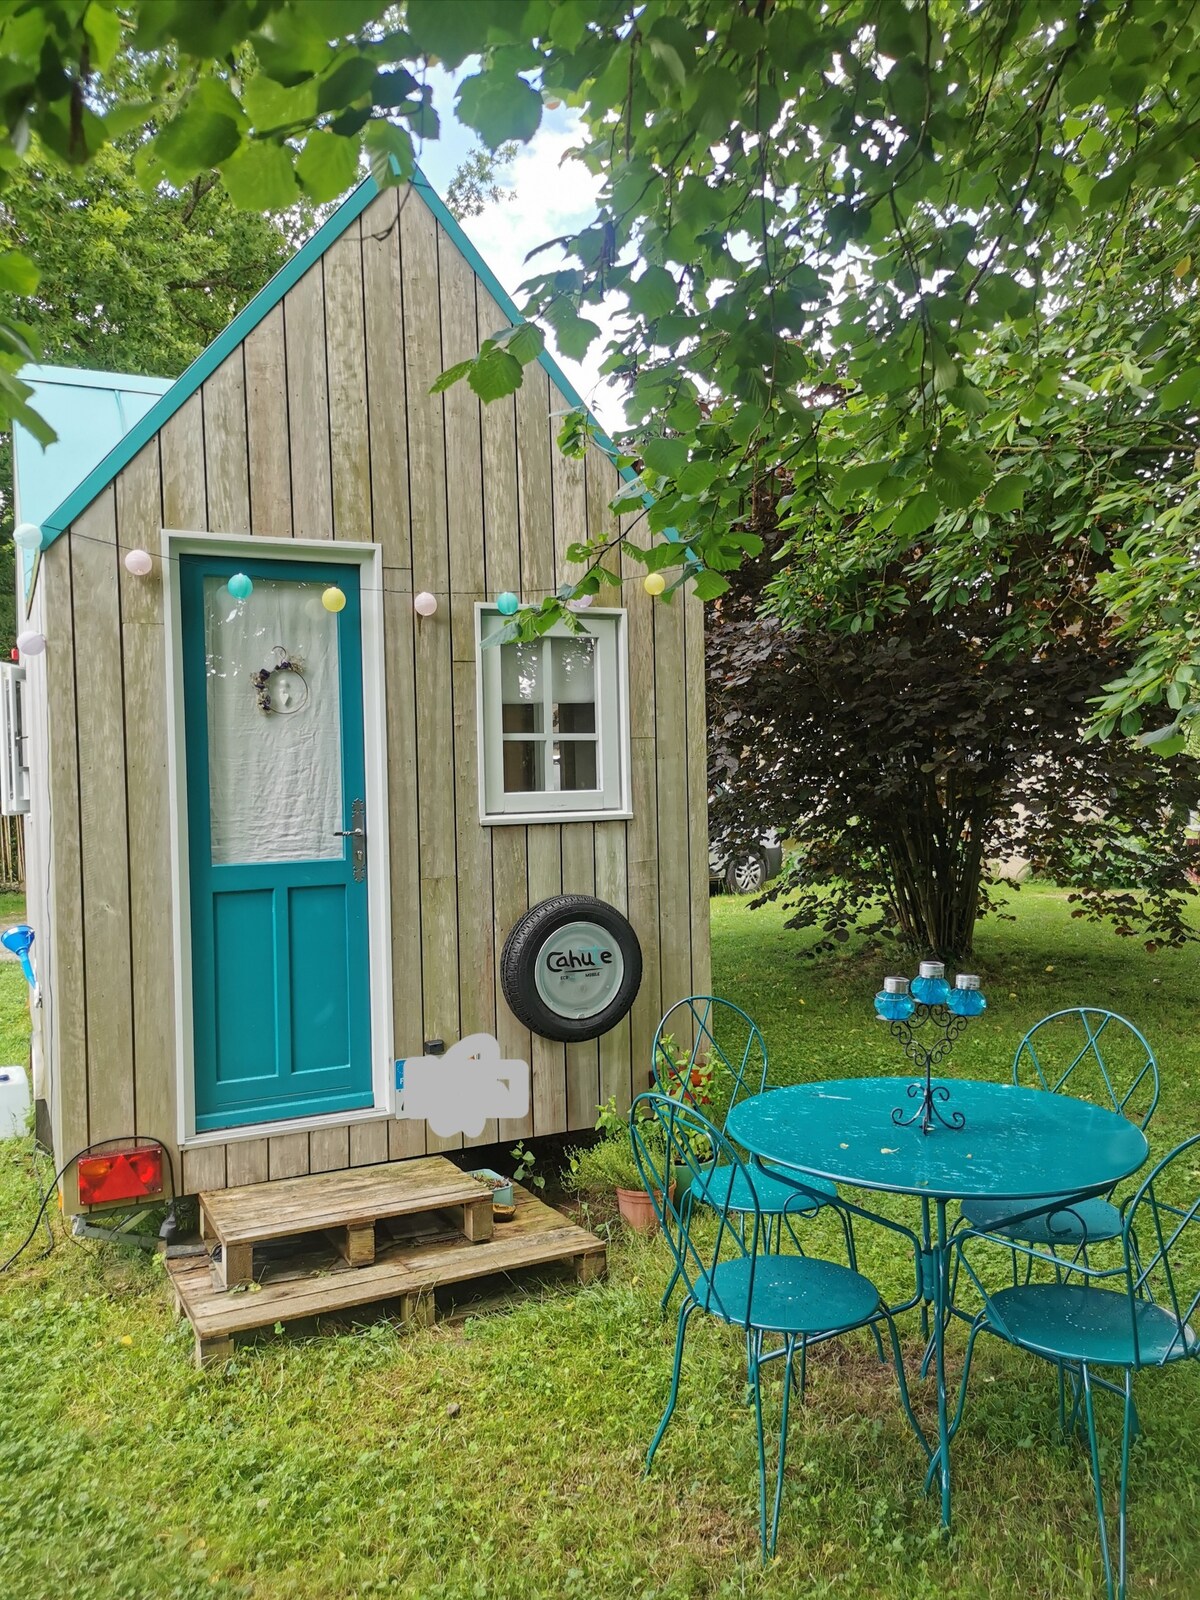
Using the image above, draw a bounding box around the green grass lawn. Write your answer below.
[1,885,1197,1599]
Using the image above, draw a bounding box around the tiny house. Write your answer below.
[10,169,710,1210]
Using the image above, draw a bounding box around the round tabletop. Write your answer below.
[725,1077,1150,1202]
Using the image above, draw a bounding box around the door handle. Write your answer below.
[335,798,367,882]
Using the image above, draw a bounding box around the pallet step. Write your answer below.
[170,1183,606,1366]
[198,1156,494,1288]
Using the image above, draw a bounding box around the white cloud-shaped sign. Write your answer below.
[398,1033,530,1140]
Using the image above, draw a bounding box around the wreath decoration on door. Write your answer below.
[251,645,308,714]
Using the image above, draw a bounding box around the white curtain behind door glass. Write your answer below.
[204,576,343,864]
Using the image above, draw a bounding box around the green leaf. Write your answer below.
[0,251,38,294]
[1159,367,1200,411]
[219,141,298,210]
[296,129,361,202]
[641,437,690,477]
[456,70,542,150]
[242,74,318,132]
[678,459,718,495]
[83,1,124,69]
[155,107,242,184]
[931,445,992,509]
[468,348,524,402]
[406,0,496,68]
[429,360,474,395]
[364,120,415,185]
[551,313,601,362]
[892,491,941,539]
[983,475,1030,515]
[502,323,545,365]
[315,55,378,115]
[629,265,678,319]
[690,568,730,600]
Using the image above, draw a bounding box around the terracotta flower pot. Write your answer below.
[615,1183,674,1234]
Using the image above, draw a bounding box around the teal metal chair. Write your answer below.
[652,996,860,1311]
[960,1009,1160,1250]
[948,1134,1199,1600]
[631,1091,930,1560]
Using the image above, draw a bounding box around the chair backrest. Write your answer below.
[630,1091,759,1325]
[1012,1009,1160,1129]
[1121,1133,1200,1368]
[652,995,768,1133]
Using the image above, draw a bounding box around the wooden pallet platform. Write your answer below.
[170,1182,607,1366]
[198,1156,494,1288]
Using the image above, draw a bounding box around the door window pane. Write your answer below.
[204,576,343,864]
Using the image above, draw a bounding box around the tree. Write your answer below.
[708,191,1200,960]
[1,3,1199,709]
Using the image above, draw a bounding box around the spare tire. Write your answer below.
[500,895,643,1043]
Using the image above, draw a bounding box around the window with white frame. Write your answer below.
[0,662,29,816]
[477,607,630,823]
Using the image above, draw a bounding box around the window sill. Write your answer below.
[481,809,634,827]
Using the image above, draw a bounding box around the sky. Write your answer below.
[413,68,625,432]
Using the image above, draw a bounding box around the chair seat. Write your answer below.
[961,1193,1122,1245]
[690,1160,837,1217]
[987,1283,1196,1368]
[698,1253,880,1335]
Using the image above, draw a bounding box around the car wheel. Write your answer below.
[725,851,767,895]
[500,894,643,1042]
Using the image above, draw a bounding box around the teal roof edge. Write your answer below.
[34,163,632,549]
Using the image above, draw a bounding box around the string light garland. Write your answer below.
[124,549,153,577]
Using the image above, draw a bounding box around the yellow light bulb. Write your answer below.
[322,586,347,613]
[643,572,666,597]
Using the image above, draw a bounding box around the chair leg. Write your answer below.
[749,1333,770,1561]
[659,1192,693,1317]
[646,1300,695,1473]
[768,1334,797,1558]
[927,1316,983,1496]
[879,1310,933,1468]
[839,1209,886,1363]
[1118,1370,1135,1600]
[1081,1365,1117,1600]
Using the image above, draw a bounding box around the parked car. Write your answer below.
[708,833,783,895]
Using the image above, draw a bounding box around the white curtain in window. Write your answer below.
[203,577,343,865]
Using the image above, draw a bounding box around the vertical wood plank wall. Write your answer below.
[41,183,709,1199]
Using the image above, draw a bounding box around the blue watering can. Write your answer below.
[2,924,36,991]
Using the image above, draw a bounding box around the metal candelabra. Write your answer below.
[874,964,986,1135]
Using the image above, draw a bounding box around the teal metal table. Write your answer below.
[725,1076,1149,1527]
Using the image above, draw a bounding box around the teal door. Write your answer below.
[180,554,373,1133]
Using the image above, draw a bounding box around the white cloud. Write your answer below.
[455,121,628,433]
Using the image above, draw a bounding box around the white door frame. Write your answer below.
[163,531,394,1148]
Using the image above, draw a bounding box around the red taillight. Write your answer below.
[77,1146,164,1206]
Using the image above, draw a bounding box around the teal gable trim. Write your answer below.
[34,176,382,547]
[32,164,635,552]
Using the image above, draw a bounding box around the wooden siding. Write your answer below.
[38,182,709,1199]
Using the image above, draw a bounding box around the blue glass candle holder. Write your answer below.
[874,977,915,1022]
[947,975,987,1017]
[911,960,951,1006]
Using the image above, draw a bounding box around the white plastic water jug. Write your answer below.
[0,1065,30,1137]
